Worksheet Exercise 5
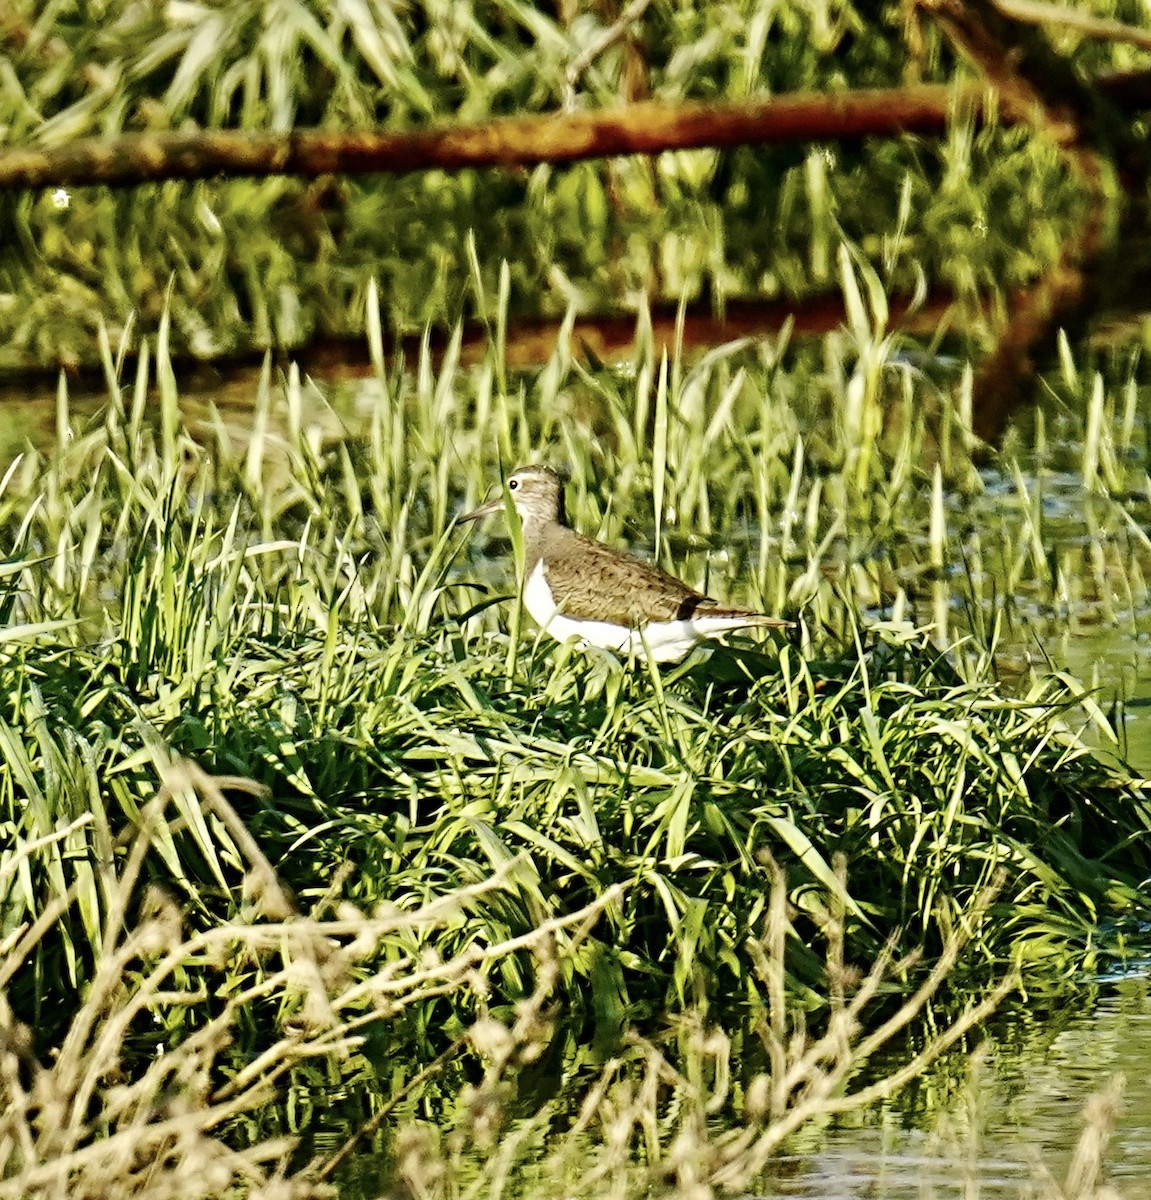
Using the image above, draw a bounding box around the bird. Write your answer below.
[459,465,791,662]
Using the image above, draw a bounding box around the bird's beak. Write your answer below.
[459,494,505,523]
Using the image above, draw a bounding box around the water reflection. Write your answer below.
[771,976,1151,1197]
[324,979,1151,1197]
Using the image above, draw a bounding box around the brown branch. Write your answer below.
[919,0,1125,158]
[919,0,1148,445]
[0,88,962,191]
[14,265,1151,438]
[0,289,972,398]
[968,263,1089,444]
[3,71,1151,193]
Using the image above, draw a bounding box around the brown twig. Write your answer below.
[919,0,1128,160]
[919,0,1146,445]
[999,0,1151,52]
[3,71,1151,193]
[564,0,654,102]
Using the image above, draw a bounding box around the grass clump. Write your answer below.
[1,765,1127,1199]
[0,305,1147,1043]
[0,298,1147,1192]
[0,760,1021,1199]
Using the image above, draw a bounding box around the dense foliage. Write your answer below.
[4,313,1149,1044]
[0,0,1109,366]
[4,3,1151,1195]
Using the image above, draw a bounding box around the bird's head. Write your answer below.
[460,465,567,527]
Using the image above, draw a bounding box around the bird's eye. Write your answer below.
[508,479,519,490]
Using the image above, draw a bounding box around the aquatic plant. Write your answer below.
[1,301,1148,1039]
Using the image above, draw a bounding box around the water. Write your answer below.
[324,976,1151,1197]
[968,461,1151,773]
[769,975,1151,1196]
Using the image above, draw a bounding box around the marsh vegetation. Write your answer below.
[0,305,1147,1195]
[3,1,1151,1197]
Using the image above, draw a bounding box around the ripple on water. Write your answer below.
[769,976,1151,1198]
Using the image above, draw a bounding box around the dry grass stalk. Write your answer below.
[0,760,619,1200]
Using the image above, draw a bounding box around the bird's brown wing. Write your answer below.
[541,527,713,625]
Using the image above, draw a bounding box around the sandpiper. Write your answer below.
[460,465,791,662]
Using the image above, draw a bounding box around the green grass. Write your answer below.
[0,282,1147,1193]
[2,291,1149,1041]
[5,5,1151,1191]
[0,767,1031,1199]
